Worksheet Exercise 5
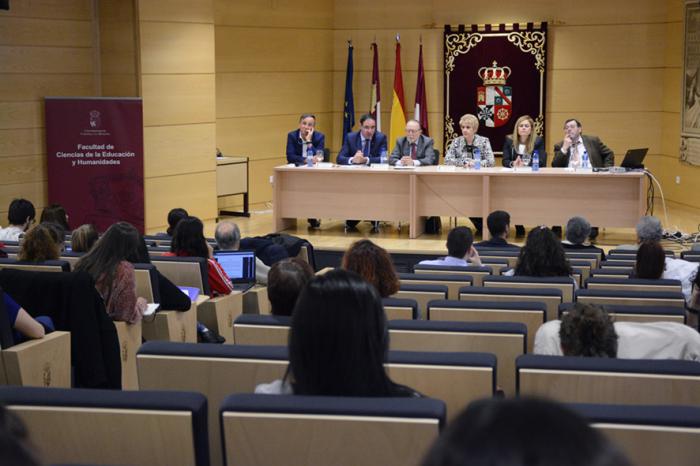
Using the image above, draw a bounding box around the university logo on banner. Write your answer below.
[476,61,512,128]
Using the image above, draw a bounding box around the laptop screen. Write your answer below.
[214,250,256,283]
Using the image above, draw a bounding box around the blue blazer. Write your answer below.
[286,129,325,165]
[336,131,388,165]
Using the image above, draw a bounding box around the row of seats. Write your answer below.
[3,384,696,466]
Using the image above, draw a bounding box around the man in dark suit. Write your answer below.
[337,114,387,165]
[285,113,325,166]
[475,210,520,249]
[552,119,614,240]
[389,119,436,166]
[337,114,388,232]
[552,119,614,168]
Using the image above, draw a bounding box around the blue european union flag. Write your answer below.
[342,44,355,144]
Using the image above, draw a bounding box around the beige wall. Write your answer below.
[0,0,96,225]
[214,0,334,211]
[137,0,218,232]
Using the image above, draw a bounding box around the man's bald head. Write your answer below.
[215,221,241,250]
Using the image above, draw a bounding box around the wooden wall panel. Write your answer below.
[142,74,216,126]
[140,22,215,74]
[143,123,216,177]
[0,0,92,20]
[0,128,44,158]
[144,172,217,231]
[139,0,215,23]
[216,27,333,72]
[215,0,333,28]
[0,102,43,130]
[0,156,47,185]
[0,17,93,47]
[0,74,95,101]
[0,46,93,74]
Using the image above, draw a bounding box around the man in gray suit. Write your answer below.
[389,119,436,166]
[552,118,614,168]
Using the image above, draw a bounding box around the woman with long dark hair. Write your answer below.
[74,222,146,323]
[166,216,234,297]
[634,240,665,279]
[513,226,573,278]
[256,269,420,397]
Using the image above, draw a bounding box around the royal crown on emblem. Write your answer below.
[478,61,511,85]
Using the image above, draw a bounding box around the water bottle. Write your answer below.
[473,148,481,170]
[380,148,388,164]
[306,145,314,167]
[532,150,540,172]
[582,150,590,169]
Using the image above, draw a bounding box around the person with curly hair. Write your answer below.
[17,223,61,262]
[534,302,700,360]
[341,239,399,298]
[509,226,573,279]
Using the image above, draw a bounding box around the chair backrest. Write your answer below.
[480,259,509,275]
[575,289,687,309]
[590,268,631,279]
[568,259,592,283]
[680,251,700,261]
[59,251,84,269]
[475,250,519,268]
[517,354,700,406]
[412,264,493,286]
[608,249,675,258]
[392,284,448,319]
[586,277,683,294]
[389,319,525,396]
[482,275,576,303]
[0,258,70,272]
[557,303,686,324]
[572,403,700,466]
[399,272,472,300]
[600,259,636,268]
[233,314,291,345]
[428,299,545,353]
[151,256,210,296]
[0,386,209,466]
[147,246,172,256]
[564,251,601,268]
[220,393,445,466]
[137,342,495,461]
[382,297,419,320]
[459,286,563,321]
[133,263,161,303]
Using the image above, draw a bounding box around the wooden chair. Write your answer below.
[482,275,576,303]
[575,289,687,309]
[388,319,526,396]
[573,403,700,466]
[590,268,631,279]
[459,286,563,322]
[428,299,545,353]
[0,258,70,273]
[114,321,142,390]
[233,314,290,345]
[517,354,700,406]
[382,297,419,320]
[221,394,445,466]
[392,284,448,319]
[558,303,686,324]
[399,272,472,300]
[1,332,71,387]
[412,264,493,286]
[585,277,683,294]
[0,386,209,466]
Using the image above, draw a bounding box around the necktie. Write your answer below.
[362,139,370,157]
[571,140,580,163]
[410,143,417,160]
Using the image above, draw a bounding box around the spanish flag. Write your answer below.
[389,37,406,147]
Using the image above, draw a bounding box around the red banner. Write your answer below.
[45,97,144,233]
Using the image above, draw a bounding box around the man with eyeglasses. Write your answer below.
[552,119,614,169]
[389,119,436,166]
[0,198,36,242]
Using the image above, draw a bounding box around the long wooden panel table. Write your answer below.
[273,165,646,239]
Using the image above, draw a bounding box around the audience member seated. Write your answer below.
[215,221,270,284]
[561,216,606,259]
[2,292,47,344]
[475,211,519,249]
[421,397,630,466]
[74,222,147,324]
[256,269,421,397]
[420,227,483,268]
[167,216,234,297]
[17,224,61,262]
[70,224,99,253]
[161,207,188,238]
[0,199,35,242]
[633,241,665,279]
[127,233,191,313]
[39,203,70,233]
[534,302,700,360]
[616,215,663,250]
[0,405,42,466]
[505,226,576,288]
[342,239,400,298]
[267,258,314,317]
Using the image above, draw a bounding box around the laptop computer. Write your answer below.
[213,250,257,292]
[620,148,648,169]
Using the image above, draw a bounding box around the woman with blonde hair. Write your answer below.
[445,114,495,168]
[502,114,546,168]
